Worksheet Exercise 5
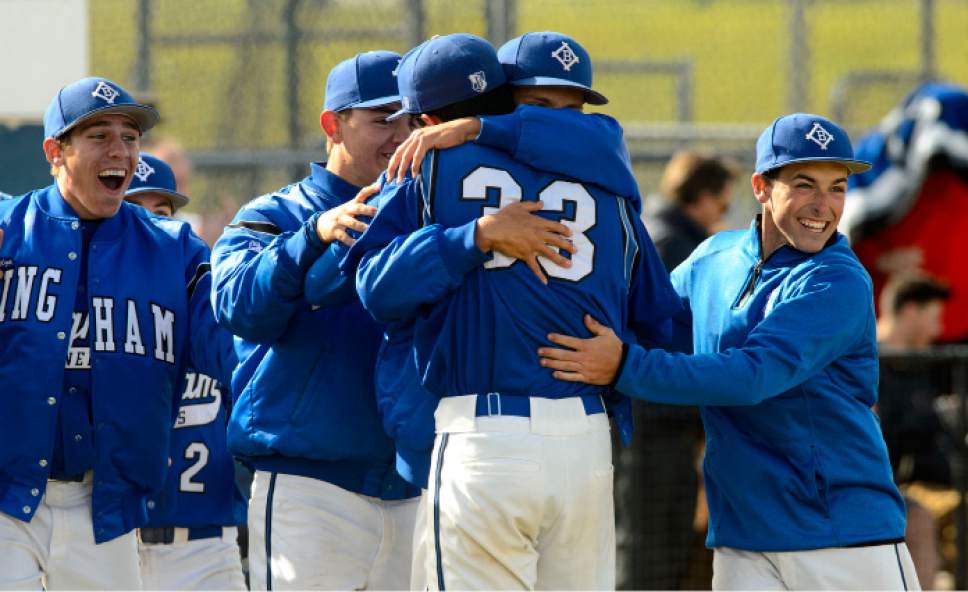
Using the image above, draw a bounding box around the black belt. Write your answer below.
[139,526,225,544]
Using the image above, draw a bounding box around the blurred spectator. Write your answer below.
[614,151,735,590]
[877,273,954,589]
[843,82,968,342]
[142,137,237,246]
[644,150,738,270]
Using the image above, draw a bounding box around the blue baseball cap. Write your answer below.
[125,153,190,211]
[324,50,403,112]
[498,32,607,105]
[755,113,871,175]
[43,77,159,139]
[388,34,506,121]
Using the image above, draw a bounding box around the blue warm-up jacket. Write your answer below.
[0,185,233,542]
[615,219,906,551]
[211,164,415,500]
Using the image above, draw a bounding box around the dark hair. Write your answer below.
[881,274,952,315]
[426,84,515,122]
[760,167,781,181]
[660,151,737,205]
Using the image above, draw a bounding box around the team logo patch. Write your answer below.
[805,122,834,151]
[468,71,487,94]
[247,240,263,253]
[91,81,120,105]
[134,158,154,182]
[551,41,580,72]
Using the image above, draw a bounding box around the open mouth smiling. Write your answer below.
[98,169,127,191]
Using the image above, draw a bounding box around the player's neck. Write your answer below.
[326,151,369,189]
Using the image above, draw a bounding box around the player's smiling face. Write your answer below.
[338,105,414,186]
[47,114,141,220]
[754,161,849,256]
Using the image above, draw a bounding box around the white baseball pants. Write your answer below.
[138,526,246,590]
[712,542,921,590]
[0,476,141,590]
[424,395,616,590]
[248,471,419,590]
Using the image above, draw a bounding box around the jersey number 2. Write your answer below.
[180,442,209,493]
[462,166,596,281]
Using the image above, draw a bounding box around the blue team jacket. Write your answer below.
[211,164,415,500]
[0,185,232,543]
[615,220,906,551]
[144,369,247,529]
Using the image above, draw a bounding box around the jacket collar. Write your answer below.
[34,183,128,242]
[301,162,362,209]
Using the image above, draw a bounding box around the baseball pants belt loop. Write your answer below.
[139,526,225,545]
[473,392,605,417]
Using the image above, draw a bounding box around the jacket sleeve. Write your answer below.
[477,105,640,206]
[182,230,238,387]
[615,264,873,406]
[625,210,683,348]
[351,172,489,325]
[210,206,326,343]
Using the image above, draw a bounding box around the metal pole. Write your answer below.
[486,0,515,46]
[134,0,152,93]
[284,0,302,178]
[920,0,936,81]
[787,0,809,113]
[956,359,968,589]
[405,0,425,48]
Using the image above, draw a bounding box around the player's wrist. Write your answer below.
[474,216,494,252]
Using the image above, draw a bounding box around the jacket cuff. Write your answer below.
[437,220,489,282]
[476,114,521,153]
[610,342,632,389]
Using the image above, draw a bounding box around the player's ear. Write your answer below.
[751,173,771,205]
[43,137,64,166]
[420,114,442,127]
[320,110,343,144]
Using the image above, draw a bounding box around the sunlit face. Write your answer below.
[126,192,174,218]
[753,161,849,255]
[512,85,586,111]
[333,105,415,186]
[44,114,141,220]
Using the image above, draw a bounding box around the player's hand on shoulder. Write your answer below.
[475,200,577,284]
[387,117,482,184]
[539,315,624,385]
[315,184,379,247]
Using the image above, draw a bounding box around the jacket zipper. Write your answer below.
[734,260,763,309]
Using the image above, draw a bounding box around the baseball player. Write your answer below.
[123,154,247,590]
[538,114,918,590]
[339,33,679,590]
[0,77,233,589]
[211,51,425,590]
[306,32,649,590]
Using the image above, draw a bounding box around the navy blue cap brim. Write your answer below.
[758,156,872,175]
[53,104,160,139]
[335,94,402,112]
[510,76,608,105]
[125,187,190,210]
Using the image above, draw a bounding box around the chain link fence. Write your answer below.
[86,0,968,238]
